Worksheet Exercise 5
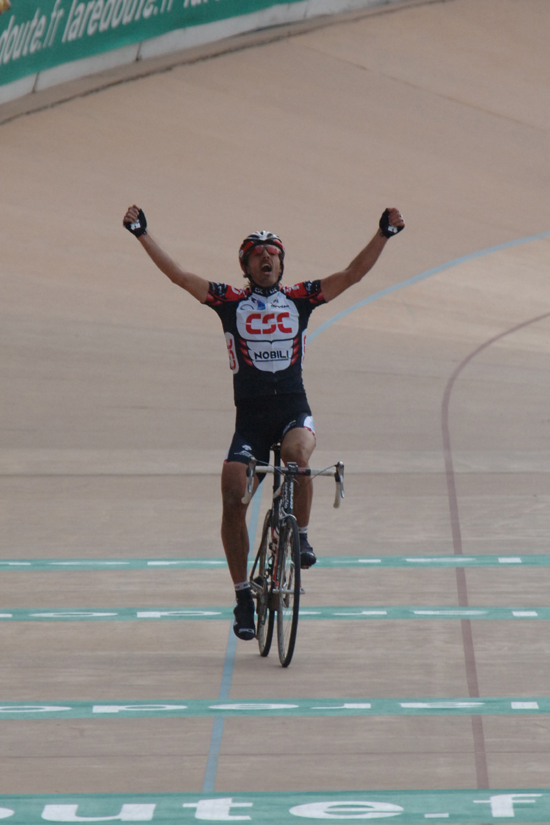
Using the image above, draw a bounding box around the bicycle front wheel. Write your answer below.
[276,515,301,667]
[252,510,275,657]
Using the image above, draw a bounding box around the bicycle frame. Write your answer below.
[245,444,345,667]
[248,444,288,595]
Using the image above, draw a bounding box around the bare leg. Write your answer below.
[221,461,259,641]
[280,427,316,528]
[221,461,258,584]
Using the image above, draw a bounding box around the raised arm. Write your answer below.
[320,208,405,303]
[123,205,209,303]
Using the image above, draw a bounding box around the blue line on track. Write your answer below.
[202,485,262,792]
[308,231,550,342]
[202,716,226,793]
[203,228,550,791]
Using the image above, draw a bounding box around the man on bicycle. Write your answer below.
[123,205,404,640]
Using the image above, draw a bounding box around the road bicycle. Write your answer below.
[242,444,344,667]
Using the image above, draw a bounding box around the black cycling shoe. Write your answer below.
[233,598,256,641]
[300,535,317,569]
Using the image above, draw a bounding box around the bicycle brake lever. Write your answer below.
[333,461,345,508]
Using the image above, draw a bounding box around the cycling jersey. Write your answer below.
[205,280,326,402]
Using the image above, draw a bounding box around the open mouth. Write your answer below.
[261,263,272,273]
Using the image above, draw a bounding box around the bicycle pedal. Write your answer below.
[249,576,264,596]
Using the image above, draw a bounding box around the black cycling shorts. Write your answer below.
[226,393,315,470]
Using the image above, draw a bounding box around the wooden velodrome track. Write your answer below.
[1,0,550,820]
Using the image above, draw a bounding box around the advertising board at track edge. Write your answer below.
[0,0,402,95]
[1,791,550,822]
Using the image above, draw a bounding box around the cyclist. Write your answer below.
[123,205,404,640]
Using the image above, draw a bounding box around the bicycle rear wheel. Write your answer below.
[250,510,274,657]
[276,515,301,667]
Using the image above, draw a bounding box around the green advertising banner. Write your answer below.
[0,0,303,87]
[2,790,550,823]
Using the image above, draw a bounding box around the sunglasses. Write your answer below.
[250,244,281,256]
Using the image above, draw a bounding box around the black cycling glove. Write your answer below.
[124,208,147,237]
[379,208,403,238]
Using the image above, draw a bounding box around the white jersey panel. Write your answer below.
[236,291,300,373]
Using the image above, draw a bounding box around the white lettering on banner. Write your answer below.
[136,611,221,618]
[511,702,539,709]
[68,3,86,41]
[0,10,44,64]
[0,705,72,713]
[209,704,299,711]
[92,704,188,714]
[31,14,47,51]
[44,0,64,46]
[61,0,76,39]
[512,611,538,617]
[183,799,252,820]
[22,13,39,57]
[41,804,156,821]
[1,0,172,65]
[86,0,102,36]
[473,794,543,817]
[0,614,13,618]
[311,704,372,710]
[498,558,522,564]
[86,0,154,33]
[289,801,404,819]
[0,810,13,819]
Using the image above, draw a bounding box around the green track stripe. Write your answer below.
[0,607,214,620]
[2,790,550,823]
[0,606,548,620]
[0,559,229,570]
[319,555,550,567]
[2,555,550,570]
[0,697,546,719]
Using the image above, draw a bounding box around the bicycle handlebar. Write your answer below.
[241,459,345,508]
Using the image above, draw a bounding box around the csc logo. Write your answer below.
[245,312,293,335]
